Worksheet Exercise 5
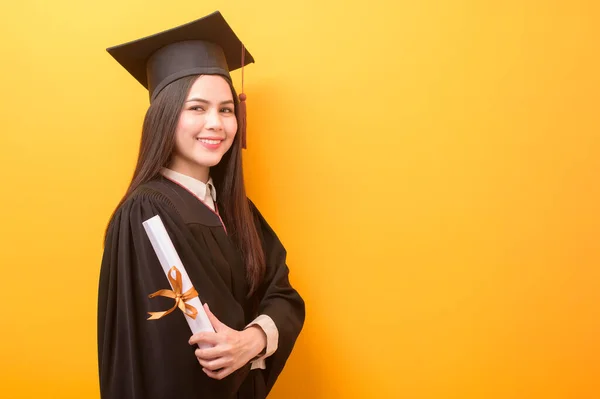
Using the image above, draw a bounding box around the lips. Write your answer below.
[197,138,222,145]
[196,137,224,150]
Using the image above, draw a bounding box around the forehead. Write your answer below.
[187,75,233,100]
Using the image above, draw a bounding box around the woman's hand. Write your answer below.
[189,303,267,380]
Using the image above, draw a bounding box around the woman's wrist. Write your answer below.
[243,325,267,359]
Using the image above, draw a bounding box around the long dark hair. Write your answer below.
[107,75,265,295]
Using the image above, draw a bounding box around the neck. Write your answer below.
[166,159,210,183]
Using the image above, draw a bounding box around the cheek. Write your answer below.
[226,118,238,137]
[177,114,200,134]
[173,118,193,152]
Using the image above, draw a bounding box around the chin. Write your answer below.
[193,155,224,168]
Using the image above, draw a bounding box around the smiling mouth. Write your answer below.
[197,138,223,145]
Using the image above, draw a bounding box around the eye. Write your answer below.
[220,107,234,113]
[190,106,205,112]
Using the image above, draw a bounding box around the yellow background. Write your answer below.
[1,0,599,398]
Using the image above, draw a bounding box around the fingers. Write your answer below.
[202,366,233,380]
[188,331,221,346]
[203,303,227,332]
[194,341,234,360]
[194,346,222,360]
[189,303,233,347]
[197,355,230,372]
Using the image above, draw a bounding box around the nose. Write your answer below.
[204,108,224,131]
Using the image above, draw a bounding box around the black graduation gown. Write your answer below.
[97,176,305,399]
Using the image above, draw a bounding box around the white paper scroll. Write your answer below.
[142,214,215,345]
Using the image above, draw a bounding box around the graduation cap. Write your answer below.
[106,11,253,148]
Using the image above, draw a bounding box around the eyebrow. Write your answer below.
[185,98,234,105]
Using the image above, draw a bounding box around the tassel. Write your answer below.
[238,92,247,149]
[238,43,247,149]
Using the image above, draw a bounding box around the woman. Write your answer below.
[98,11,305,399]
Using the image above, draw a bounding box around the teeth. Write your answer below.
[198,138,221,145]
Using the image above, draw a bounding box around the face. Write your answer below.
[169,75,237,182]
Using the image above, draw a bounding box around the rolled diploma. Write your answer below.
[142,214,215,347]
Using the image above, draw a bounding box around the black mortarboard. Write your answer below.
[106,11,253,147]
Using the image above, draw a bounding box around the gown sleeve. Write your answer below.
[248,200,306,394]
[97,189,249,399]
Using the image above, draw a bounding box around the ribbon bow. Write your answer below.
[147,266,199,320]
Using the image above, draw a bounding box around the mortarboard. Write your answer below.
[106,11,253,148]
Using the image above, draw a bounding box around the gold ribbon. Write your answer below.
[147,266,199,320]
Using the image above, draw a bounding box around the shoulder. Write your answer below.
[129,180,178,208]
[116,180,179,216]
[247,198,284,245]
[105,180,181,234]
[247,198,267,226]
